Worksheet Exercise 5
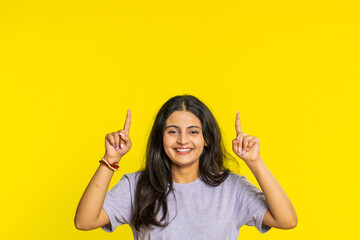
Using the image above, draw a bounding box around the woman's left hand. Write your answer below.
[232,112,261,163]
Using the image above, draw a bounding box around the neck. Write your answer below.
[171,163,200,184]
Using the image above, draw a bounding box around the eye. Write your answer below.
[190,130,199,134]
[168,130,178,134]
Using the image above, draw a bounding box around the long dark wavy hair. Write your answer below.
[130,95,237,231]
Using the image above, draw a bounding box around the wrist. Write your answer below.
[245,157,265,171]
[103,154,121,165]
[99,163,116,173]
[100,155,120,171]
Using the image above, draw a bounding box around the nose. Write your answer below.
[177,133,189,145]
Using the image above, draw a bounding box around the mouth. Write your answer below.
[173,148,194,155]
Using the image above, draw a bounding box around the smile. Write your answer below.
[174,148,193,154]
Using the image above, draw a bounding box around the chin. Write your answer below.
[169,157,200,168]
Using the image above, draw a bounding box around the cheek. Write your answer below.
[198,135,206,146]
[163,135,173,148]
[162,137,170,155]
[194,139,206,149]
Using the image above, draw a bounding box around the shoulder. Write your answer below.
[225,172,247,184]
[109,171,143,195]
[121,170,142,180]
[209,172,248,190]
[223,172,257,192]
[120,170,143,186]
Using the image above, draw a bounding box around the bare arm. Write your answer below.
[232,111,297,229]
[74,109,132,230]
[74,163,115,230]
[246,158,297,229]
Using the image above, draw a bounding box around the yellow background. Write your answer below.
[1,0,359,239]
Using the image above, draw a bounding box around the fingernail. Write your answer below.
[119,133,125,137]
[116,146,119,151]
[113,144,116,148]
[239,147,241,153]
[242,150,245,155]
[237,135,240,140]
[121,143,124,149]
[247,147,249,151]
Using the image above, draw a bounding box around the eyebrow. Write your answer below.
[165,125,201,129]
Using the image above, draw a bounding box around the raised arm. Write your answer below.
[232,111,297,229]
[74,109,132,230]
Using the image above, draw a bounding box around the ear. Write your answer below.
[204,139,208,147]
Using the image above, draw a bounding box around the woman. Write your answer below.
[75,95,297,239]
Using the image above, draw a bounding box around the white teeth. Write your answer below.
[176,149,192,152]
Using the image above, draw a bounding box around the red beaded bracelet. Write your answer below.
[99,156,119,171]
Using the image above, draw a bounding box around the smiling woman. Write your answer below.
[129,95,234,233]
[163,111,208,181]
[74,95,297,239]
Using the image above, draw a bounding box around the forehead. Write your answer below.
[166,111,201,127]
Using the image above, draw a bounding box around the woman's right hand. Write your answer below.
[103,109,132,165]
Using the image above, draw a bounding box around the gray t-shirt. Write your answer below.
[102,171,271,239]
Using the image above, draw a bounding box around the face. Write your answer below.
[163,110,207,168]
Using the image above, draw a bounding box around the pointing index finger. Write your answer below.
[124,108,131,132]
[235,111,242,136]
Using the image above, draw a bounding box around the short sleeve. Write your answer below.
[235,176,271,234]
[101,174,133,232]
